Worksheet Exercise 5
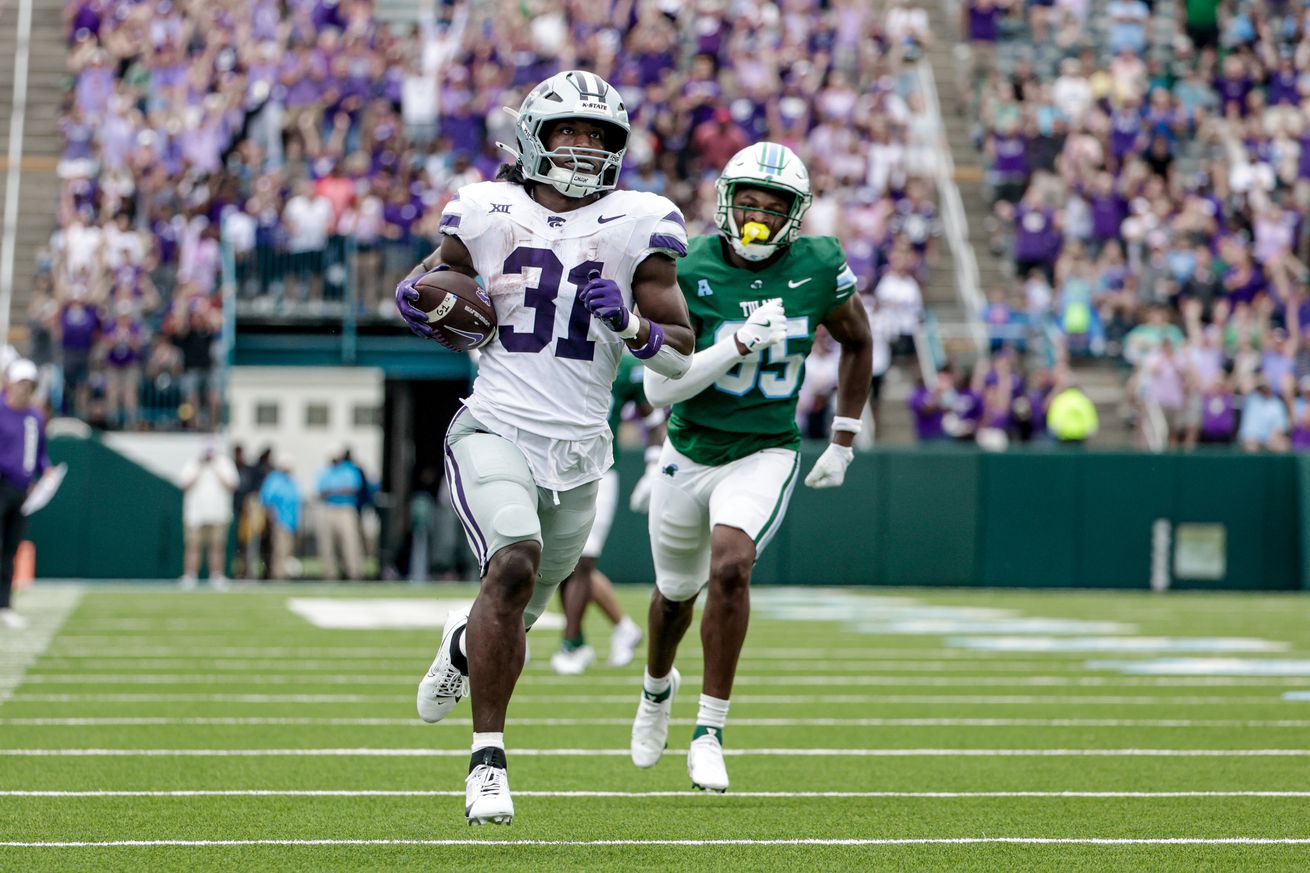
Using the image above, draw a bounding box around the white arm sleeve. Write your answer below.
[643,333,746,407]
[640,342,691,380]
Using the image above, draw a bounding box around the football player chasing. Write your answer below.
[630,143,872,792]
[394,70,694,825]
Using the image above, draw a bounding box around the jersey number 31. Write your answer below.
[713,318,809,399]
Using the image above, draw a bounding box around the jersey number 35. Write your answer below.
[713,318,810,399]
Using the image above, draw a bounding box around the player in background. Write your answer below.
[0,360,47,631]
[550,354,658,675]
[629,142,872,792]
[394,70,694,825]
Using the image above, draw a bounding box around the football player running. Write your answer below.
[630,142,872,792]
[395,70,694,825]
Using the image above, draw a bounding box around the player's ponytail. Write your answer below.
[494,162,531,188]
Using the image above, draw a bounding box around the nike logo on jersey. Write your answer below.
[597,214,625,224]
[788,277,813,288]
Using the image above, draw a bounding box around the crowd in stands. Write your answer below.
[48,0,942,435]
[966,0,1310,449]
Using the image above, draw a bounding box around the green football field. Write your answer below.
[3,583,1310,871]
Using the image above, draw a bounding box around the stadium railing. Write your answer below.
[912,57,988,356]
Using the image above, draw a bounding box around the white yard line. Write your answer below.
[4,790,1310,799]
[4,693,1290,705]
[16,673,1310,687]
[4,748,1310,758]
[2,838,1309,847]
[37,644,1103,660]
[4,716,1310,729]
[28,657,1088,673]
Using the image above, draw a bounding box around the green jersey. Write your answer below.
[608,354,646,437]
[668,234,857,466]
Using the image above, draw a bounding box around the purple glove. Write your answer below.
[396,266,455,349]
[580,270,631,334]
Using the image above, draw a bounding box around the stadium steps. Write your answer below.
[0,0,64,340]
[920,0,1133,443]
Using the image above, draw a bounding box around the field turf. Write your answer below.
[2,583,1310,871]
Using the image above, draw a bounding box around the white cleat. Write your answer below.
[688,729,730,793]
[0,608,28,631]
[608,617,643,667]
[465,748,514,826]
[630,667,679,768]
[549,644,596,676]
[416,609,469,724]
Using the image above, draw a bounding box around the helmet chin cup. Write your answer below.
[723,212,787,262]
[545,164,604,198]
[729,237,781,261]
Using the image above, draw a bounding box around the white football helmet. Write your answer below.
[500,70,630,198]
[715,142,813,262]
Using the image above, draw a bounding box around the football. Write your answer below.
[412,269,497,351]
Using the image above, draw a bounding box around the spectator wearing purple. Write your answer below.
[909,371,952,442]
[56,296,101,419]
[102,304,144,429]
[1221,247,1267,308]
[986,120,1029,205]
[1006,190,1062,283]
[960,0,1007,111]
[1290,377,1310,450]
[1197,377,1239,444]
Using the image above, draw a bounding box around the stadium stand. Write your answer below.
[41,0,952,439]
[961,0,1310,449]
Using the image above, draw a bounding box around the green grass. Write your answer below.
[2,584,1310,871]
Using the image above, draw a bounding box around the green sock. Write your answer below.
[692,724,724,743]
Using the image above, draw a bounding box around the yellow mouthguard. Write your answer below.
[741,222,771,245]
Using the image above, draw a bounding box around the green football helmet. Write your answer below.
[715,142,813,262]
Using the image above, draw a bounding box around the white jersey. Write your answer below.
[440,181,686,486]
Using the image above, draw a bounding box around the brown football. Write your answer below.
[411,269,496,351]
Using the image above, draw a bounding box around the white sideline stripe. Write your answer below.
[5,790,1310,799]
[5,693,1289,705]
[18,673,1310,688]
[4,838,1310,847]
[0,589,83,700]
[7,716,1310,729]
[4,748,1310,758]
